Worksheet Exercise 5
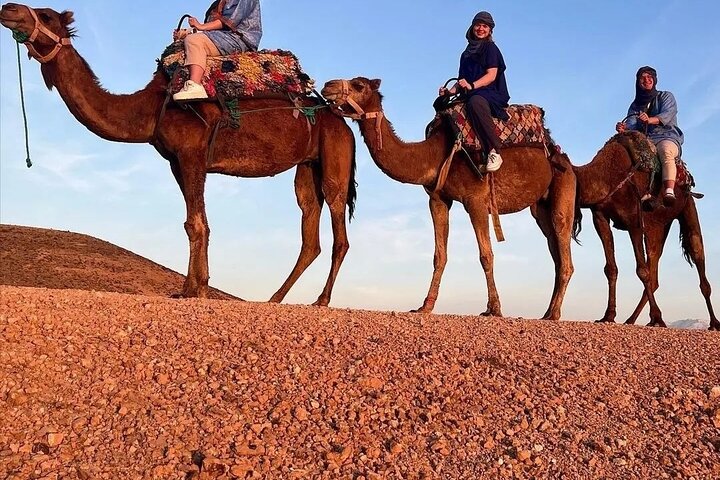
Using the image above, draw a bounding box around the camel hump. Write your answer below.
[434,102,550,152]
[159,42,315,99]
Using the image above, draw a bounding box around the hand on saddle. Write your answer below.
[173,28,192,41]
[615,122,627,133]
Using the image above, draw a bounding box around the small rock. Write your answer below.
[710,386,720,400]
[47,433,65,447]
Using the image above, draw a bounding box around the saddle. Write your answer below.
[158,41,315,99]
[427,99,551,153]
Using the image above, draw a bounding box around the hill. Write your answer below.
[0,224,719,479]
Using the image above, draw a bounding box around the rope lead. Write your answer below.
[13,31,33,168]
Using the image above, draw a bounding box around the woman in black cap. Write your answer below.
[616,66,684,206]
[439,11,510,172]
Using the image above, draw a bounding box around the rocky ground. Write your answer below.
[1,225,719,479]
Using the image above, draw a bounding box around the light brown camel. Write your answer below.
[322,77,577,319]
[571,131,718,330]
[0,3,358,304]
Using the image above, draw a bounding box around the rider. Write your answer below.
[616,66,684,206]
[173,0,262,101]
[439,11,509,172]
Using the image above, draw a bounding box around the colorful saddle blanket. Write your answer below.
[443,103,548,150]
[158,42,315,98]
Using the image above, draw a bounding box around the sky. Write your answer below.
[1,1,719,324]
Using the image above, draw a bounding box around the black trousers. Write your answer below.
[466,95,502,155]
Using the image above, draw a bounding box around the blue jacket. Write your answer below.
[203,0,262,54]
[625,91,684,148]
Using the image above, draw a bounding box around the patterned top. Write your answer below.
[203,0,262,54]
[624,91,684,148]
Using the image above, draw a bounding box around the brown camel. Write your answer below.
[572,131,718,330]
[322,77,577,319]
[0,3,358,304]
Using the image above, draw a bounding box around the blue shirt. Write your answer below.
[624,91,684,148]
[458,42,510,119]
[203,0,262,54]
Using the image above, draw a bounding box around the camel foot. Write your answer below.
[708,321,720,332]
[595,318,616,324]
[623,319,638,325]
[647,320,667,328]
[268,294,283,304]
[170,292,187,299]
[312,297,330,307]
[481,309,502,317]
[410,306,433,314]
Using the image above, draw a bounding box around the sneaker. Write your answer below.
[485,149,503,172]
[662,188,676,207]
[172,80,208,101]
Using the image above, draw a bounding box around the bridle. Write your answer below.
[331,80,385,150]
[20,5,71,63]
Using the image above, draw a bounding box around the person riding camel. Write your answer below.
[438,11,509,173]
[172,0,262,102]
[616,66,684,207]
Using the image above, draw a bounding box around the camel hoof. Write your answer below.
[170,292,187,299]
[481,310,502,317]
[595,318,616,324]
[312,298,330,307]
[647,321,667,328]
[623,319,637,325]
[268,296,283,304]
[410,306,433,314]
[708,322,720,332]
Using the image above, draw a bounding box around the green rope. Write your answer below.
[13,31,32,168]
[222,102,327,129]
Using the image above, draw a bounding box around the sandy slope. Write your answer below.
[1,225,719,479]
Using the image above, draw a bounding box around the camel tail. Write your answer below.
[347,141,358,221]
[678,212,696,268]
[572,192,583,245]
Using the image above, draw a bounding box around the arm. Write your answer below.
[639,92,677,126]
[189,18,223,31]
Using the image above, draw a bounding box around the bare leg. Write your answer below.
[415,193,452,313]
[270,164,324,304]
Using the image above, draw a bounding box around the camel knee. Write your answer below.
[184,217,209,242]
[700,279,712,298]
[433,253,448,270]
[635,266,650,283]
[604,263,618,280]
[333,240,349,259]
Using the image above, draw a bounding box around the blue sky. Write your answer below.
[1,1,718,323]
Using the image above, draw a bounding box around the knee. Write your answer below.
[468,95,490,112]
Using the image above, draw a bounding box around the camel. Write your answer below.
[572,131,718,330]
[322,77,577,319]
[0,3,358,304]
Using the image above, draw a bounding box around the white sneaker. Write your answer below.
[172,80,208,101]
[485,149,503,172]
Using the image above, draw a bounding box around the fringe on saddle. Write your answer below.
[158,41,316,99]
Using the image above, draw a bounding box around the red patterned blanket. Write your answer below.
[158,42,315,99]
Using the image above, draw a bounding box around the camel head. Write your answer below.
[322,77,383,117]
[0,3,74,63]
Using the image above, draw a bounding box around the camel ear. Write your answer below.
[60,11,75,27]
[370,79,381,91]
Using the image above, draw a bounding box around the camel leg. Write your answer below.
[269,164,324,304]
[677,199,719,331]
[624,223,670,325]
[414,194,453,313]
[529,184,575,320]
[171,157,210,298]
[590,210,619,323]
[465,198,502,317]
[627,227,666,327]
[312,167,351,307]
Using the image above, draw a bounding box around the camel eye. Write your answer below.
[39,12,52,22]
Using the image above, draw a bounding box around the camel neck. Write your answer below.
[575,142,633,206]
[41,47,166,143]
[356,113,447,186]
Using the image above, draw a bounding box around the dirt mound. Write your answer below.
[1,225,719,478]
[0,224,235,300]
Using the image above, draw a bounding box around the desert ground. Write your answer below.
[1,224,718,479]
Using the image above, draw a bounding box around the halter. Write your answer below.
[21,5,72,63]
[333,80,385,150]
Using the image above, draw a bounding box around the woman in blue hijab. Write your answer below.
[439,11,509,172]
